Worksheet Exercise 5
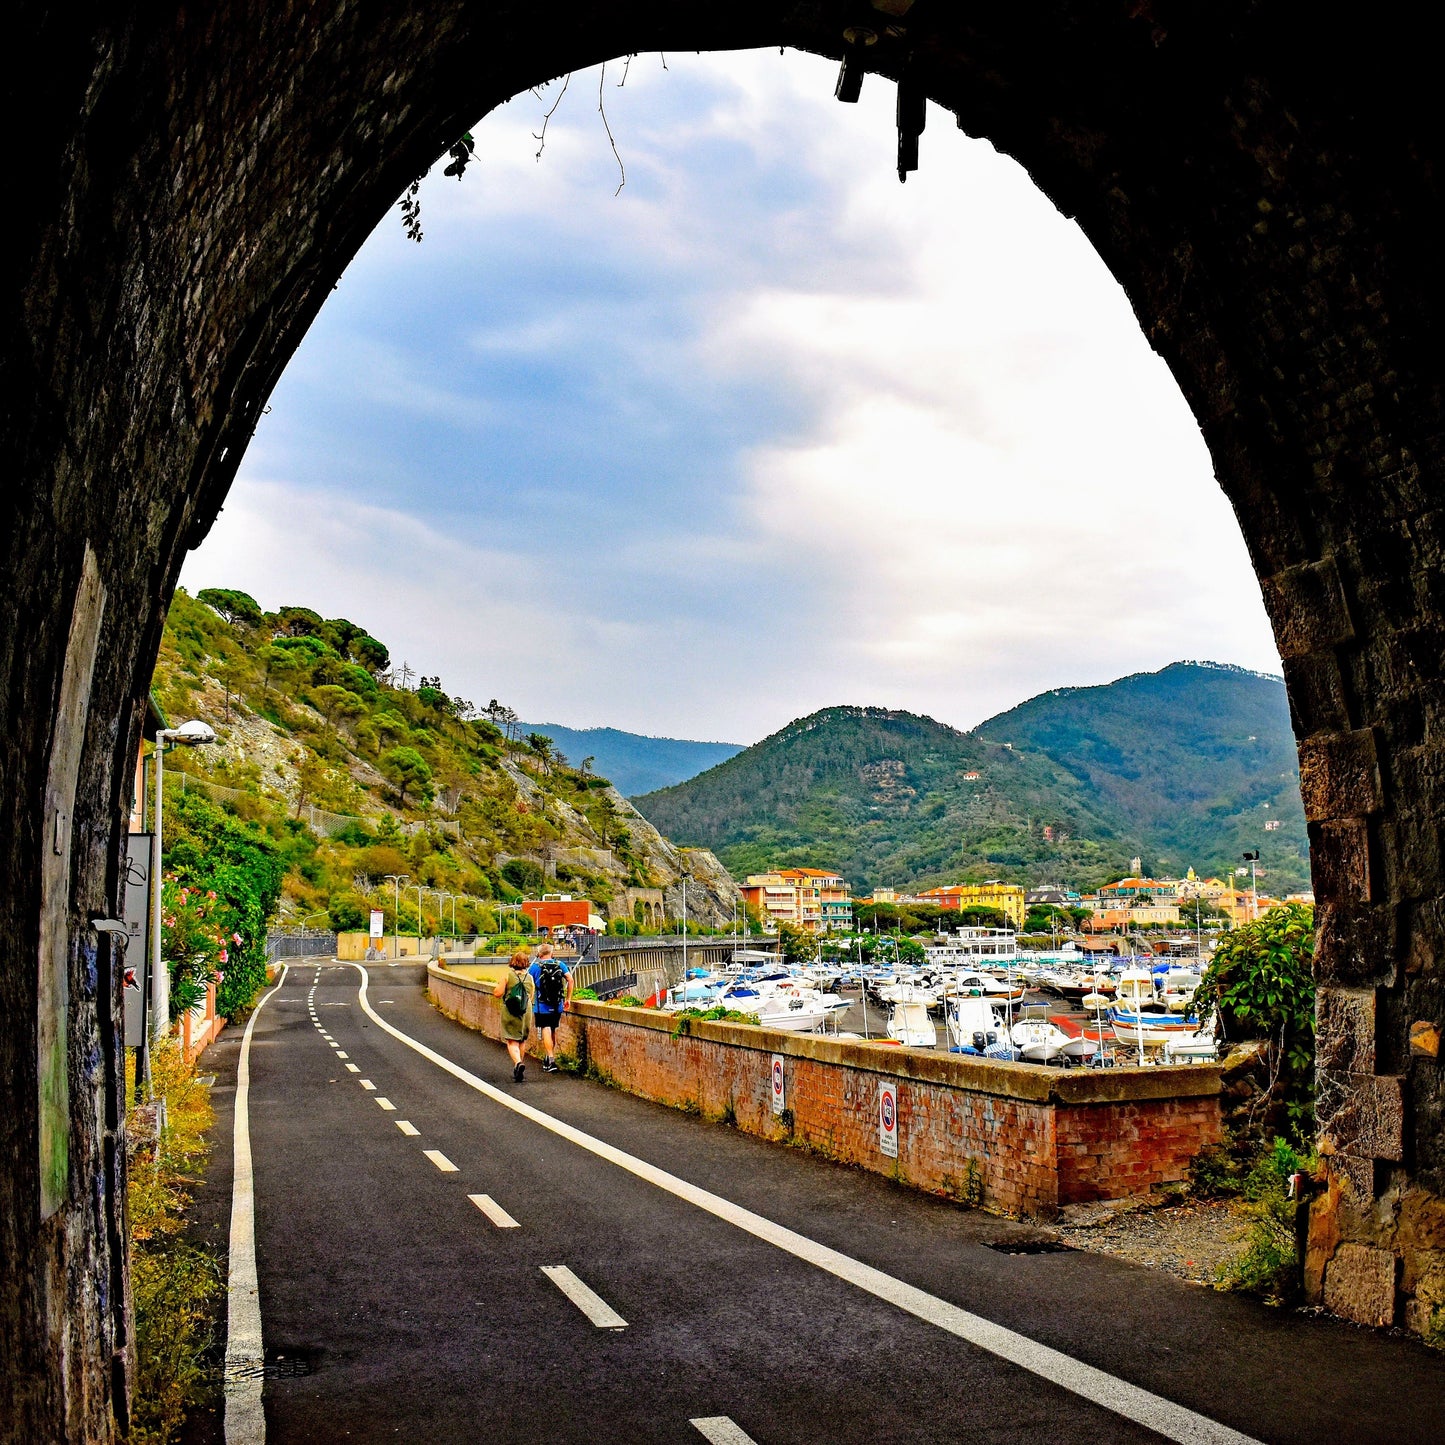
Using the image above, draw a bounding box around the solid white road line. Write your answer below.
[347,963,1257,1445]
[360,1079,375,1091]
[541,1266,627,1329]
[424,1149,458,1172]
[223,962,289,1445]
[690,1419,758,1445]
[469,1193,520,1228]
[375,1098,396,1110]
[395,1121,420,1136]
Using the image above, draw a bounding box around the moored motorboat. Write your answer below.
[887,1000,937,1048]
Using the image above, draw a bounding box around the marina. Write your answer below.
[659,929,1219,1066]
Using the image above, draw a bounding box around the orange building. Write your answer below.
[741,869,852,933]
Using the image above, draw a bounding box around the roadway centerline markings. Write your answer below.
[541,1266,627,1329]
[423,1149,458,1172]
[345,1063,360,1073]
[690,1419,758,1445]
[469,1193,519,1228]
[347,961,1257,1445]
[375,1098,395,1110]
[395,1121,420,1136]
[359,1079,375,1091]
[334,1051,347,1058]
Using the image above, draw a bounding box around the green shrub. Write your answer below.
[572,987,599,1001]
[1193,902,1315,1142]
[1216,1137,1312,1304]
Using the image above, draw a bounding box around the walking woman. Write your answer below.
[493,949,533,1082]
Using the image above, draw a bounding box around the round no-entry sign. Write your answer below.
[879,1081,899,1158]
[771,1054,785,1114]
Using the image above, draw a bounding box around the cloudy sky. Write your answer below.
[183,48,1280,744]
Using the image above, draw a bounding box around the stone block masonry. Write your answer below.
[429,967,1221,1219]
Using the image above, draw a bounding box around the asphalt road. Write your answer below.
[190,962,1445,1444]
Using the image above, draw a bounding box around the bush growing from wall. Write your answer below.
[1193,902,1315,1141]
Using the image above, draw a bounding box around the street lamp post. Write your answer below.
[146,721,218,1082]
[1242,850,1260,923]
[415,884,426,949]
[384,874,407,959]
[430,890,448,954]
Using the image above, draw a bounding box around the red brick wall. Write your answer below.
[429,966,1221,1219]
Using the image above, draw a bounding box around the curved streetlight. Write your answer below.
[147,720,219,1069]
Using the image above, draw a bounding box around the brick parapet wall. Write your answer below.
[429,965,1221,1219]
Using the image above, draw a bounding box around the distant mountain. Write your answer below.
[518,723,744,797]
[634,705,1135,894]
[973,661,1308,892]
[634,664,1311,895]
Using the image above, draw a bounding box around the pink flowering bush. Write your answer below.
[160,877,228,1015]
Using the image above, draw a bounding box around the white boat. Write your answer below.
[951,970,1026,1000]
[877,981,941,1009]
[1011,1016,1074,1064]
[887,1000,937,1048]
[1162,1029,1219,1063]
[1114,970,1158,1009]
[944,996,1009,1054]
[1159,970,1203,1011]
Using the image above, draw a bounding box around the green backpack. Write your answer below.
[503,974,528,1018]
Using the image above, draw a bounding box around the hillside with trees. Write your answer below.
[635,664,1311,895]
[634,704,1134,892]
[149,588,742,981]
[973,661,1308,892]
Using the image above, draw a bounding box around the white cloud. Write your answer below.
[186,47,1279,742]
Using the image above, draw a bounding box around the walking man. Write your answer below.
[529,942,573,1073]
[492,950,533,1082]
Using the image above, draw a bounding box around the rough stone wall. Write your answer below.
[6,4,1445,1435]
[429,968,1222,1218]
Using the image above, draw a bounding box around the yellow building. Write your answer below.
[917,882,1026,930]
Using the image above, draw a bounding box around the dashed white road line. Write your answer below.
[344,1064,360,1074]
[395,1121,420,1136]
[223,963,289,1445]
[375,1097,396,1111]
[359,1079,375,1091]
[334,1051,347,1058]
[469,1193,519,1228]
[690,1419,757,1445]
[541,1266,627,1329]
[423,1149,458,1172]
[347,962,1257,1445]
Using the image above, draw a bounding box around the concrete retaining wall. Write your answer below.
[429,965,1221,1219]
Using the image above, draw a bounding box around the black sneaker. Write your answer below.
[542,1058,558,1073]
[513,1061,525,1083]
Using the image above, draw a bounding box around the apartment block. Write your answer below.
[741,868,853,933]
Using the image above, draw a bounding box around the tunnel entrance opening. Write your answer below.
[5,7,1444,1438]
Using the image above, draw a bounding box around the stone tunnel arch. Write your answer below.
[5,4,1443,1437]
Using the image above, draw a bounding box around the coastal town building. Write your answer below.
[916,881,1027,929]
[741,869,852,933]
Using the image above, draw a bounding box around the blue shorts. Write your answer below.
[534,1010,562,1031]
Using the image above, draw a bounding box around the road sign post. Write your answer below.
[879,1081,898,1158]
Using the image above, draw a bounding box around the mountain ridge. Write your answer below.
[517,722,744,796]
[635,662,1310,895]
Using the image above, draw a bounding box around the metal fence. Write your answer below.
[266,930,338,961]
